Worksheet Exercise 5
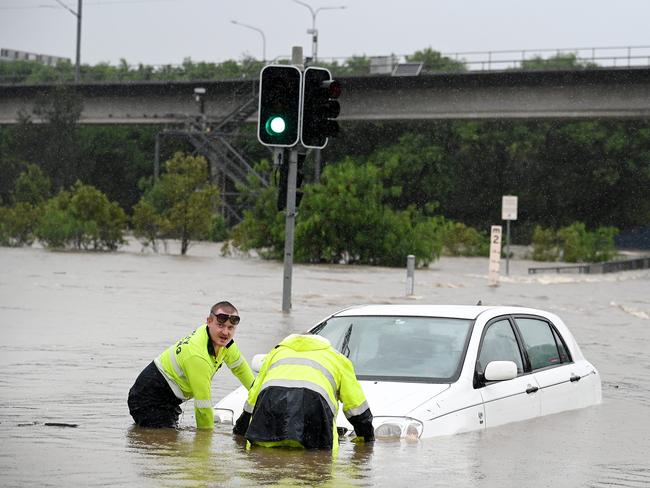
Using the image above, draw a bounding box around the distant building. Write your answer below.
[0,48,70,66]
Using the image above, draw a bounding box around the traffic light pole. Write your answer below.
[282,148,299,313]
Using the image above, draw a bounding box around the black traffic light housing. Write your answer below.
[300,67,341,149]
[258,65,303,147]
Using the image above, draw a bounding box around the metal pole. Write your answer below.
[75,0,82,83]
[406,255,415,296]
[506,219,511,275]
[311,13,317,62]
[282,149,298,313]
[230,20,266,62]
[314,148,322,182]
[52,0,82,82]
[292,1,345,62]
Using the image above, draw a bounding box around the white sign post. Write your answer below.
[489,225,502,286]
[501,195,518,276]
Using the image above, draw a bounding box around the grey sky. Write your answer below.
[1,0,649,66]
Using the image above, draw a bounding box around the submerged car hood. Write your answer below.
[355,380,449,417]
[215,380,450,422]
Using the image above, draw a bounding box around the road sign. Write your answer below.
[502,195,518,220]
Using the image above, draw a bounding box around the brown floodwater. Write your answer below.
[1,240,649,487]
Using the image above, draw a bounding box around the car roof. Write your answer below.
[331,304,548,321]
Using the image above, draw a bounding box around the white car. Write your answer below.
[214,304,602,439]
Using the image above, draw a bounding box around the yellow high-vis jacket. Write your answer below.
[241,334,374,449]
[155,325,254,429]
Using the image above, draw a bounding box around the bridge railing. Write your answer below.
[2,45,650,84]
[440,45,650,71]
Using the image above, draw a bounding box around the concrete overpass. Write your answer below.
[1,67,650,125]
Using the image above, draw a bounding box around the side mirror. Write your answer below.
[484,360,518,381]
[251,354,266,373]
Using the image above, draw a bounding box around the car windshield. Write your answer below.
[313,315,473,382]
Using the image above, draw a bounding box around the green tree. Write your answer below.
[407,47,466,73]
[68,181,127,250]
[295,159,445,266]
[531,225,560,261]
[0,203,41,247]
[442,221,489,257]
[132,152,219,255]
[520,53,598,70]
[13,164,52,205]
[370,132,452,211]
[35,191,77,249]
[34,183,127,250]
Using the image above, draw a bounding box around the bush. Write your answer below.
[35,183,127,250]
[294,160,446,266]
[587,226,618,262]
[35,202,78,249]
[558,222,590,262]
[533,222,619,263]
[132,199,164,251]
[209,213,229,242]
[0,203,41,247]
[0,207,11,246]
[442,222,489,257]
[531,225,560,261]
[14,164,51,206]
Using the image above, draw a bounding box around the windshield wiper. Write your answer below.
[341,323,353,357]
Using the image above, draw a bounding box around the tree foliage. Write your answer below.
[132,152,219,255]
[229,158,447,267]
[520,53,598,70]
[34,182,127,250]
[407,47,466,73]
[13,164,51,206]
[532,223,619,262]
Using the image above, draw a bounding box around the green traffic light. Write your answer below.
[265,116,286,136]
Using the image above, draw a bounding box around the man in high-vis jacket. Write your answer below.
[233,333,374,449]
[128,301,254,429]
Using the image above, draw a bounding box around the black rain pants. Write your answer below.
[128,361,182,428]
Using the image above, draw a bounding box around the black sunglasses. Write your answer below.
[211,312,240,325]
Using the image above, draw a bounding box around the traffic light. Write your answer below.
[300,67,341,149]
[258,65,302,147]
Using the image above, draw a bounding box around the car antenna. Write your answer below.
[476,300,482,306]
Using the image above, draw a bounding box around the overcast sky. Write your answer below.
[1,0,649,67]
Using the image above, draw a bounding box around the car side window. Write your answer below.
[515,317,570,370]
[477,319,524,375]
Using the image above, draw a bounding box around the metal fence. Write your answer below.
[324,45,650,72]
[2,45,650,84]
[528,256,650,275]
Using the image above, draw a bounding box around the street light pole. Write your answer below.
[75,0,82,82]
[231,20,266,62]
[50,0,82,82]
[292,0,346,62]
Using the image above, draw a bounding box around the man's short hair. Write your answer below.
[211,301,237,314]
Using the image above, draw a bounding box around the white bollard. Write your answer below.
[406,255,415,296]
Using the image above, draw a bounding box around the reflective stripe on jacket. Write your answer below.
[155,325,254,429]
[244,334,371,447]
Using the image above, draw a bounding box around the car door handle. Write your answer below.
[570,374,581,382]
[526,385,539,394]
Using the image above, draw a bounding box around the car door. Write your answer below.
[514,316,596,416]
[476,318,541,428]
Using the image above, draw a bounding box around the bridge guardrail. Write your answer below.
[2,45,650,84]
